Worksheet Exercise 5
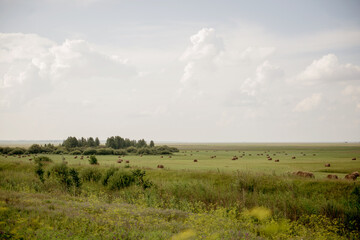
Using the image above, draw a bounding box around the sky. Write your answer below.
[0,0,360,142]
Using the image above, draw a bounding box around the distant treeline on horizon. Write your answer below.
[0,136,179,156]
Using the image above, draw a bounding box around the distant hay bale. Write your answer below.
[345,174,357,180]
[327,174,338,179]
[293,171,315,178]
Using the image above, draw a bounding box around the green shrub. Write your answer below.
[107,171,135,190]
[81,167,102,182]
[102,167,119,186]
[0,147,12,154]
[50,163,72,190]
[9,148,26,155]
[34,156,53,164]
[137,147,155,155]
[126,146,137,153]
[83,148,97,155]
[113,150,127,155]
[28,144,42,154]
[35,162,45,183]
[70,168,81,188]
[131,169,153,189]
[96,148,113,155]
[106,169,152,190]
[54,149,65,154]
[70,150,82,155]
[89,155,98,165]
[153,145,179,155]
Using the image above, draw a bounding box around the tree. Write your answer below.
[137,139,147,148]
[95,137,100,147]
[149,140,155,148]
[106,136,116,148]
[28,144,42,154]
[63,136,79,149]
[88,137,96,147]
[114,136,125,149]
[124,138,131,148]
[79,137,87,147]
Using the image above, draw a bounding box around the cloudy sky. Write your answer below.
[1,0,360,142]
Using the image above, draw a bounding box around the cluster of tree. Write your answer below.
[1,141,178,156]
[105,136,154,149]
[62,137,100,149]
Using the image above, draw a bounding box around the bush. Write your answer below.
[83,148,97,155]
[9,148,26,155]
[54,149,66,154]
[70,150,82,155]
[131,169,153,189]
[106,169,152,190]
[28,144,42,154]
[89,155,98,165]
[0,147,12,154]
[137,147,155,155]
[96,148,113,155]
[81,167,102,182]
[102,167,119,186]
[70,168,81,188]
[34,156,53,164]
[107,171,135,190]
[50,163,73,190]
[35,162,45,183]
[126,146,137,153]
[113,150,127,155]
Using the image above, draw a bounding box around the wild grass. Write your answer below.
[0,143,359,239]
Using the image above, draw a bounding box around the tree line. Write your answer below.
[105,136,154,149]
[62,137,100,148]
[0,136,177,156]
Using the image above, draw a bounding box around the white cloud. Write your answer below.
[0,33,136,109]
[342,85,360,96]
[180,28,223,86]
[240,60,283,96]
[180,28,223,62]
[0,33,55,63]
[240,47,275,62]
[342,85,360,110]
[297,54,360,84]
[294,93,322,112]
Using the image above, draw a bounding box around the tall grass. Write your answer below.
[0,158,359,239]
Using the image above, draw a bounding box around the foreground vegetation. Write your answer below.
[0,143,359,239]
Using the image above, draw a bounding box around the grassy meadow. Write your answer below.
[0,143,360,239]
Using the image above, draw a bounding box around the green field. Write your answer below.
[1,143,360,239]
[4,143,359,178]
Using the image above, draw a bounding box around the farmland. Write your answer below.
[1,143,360,239]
